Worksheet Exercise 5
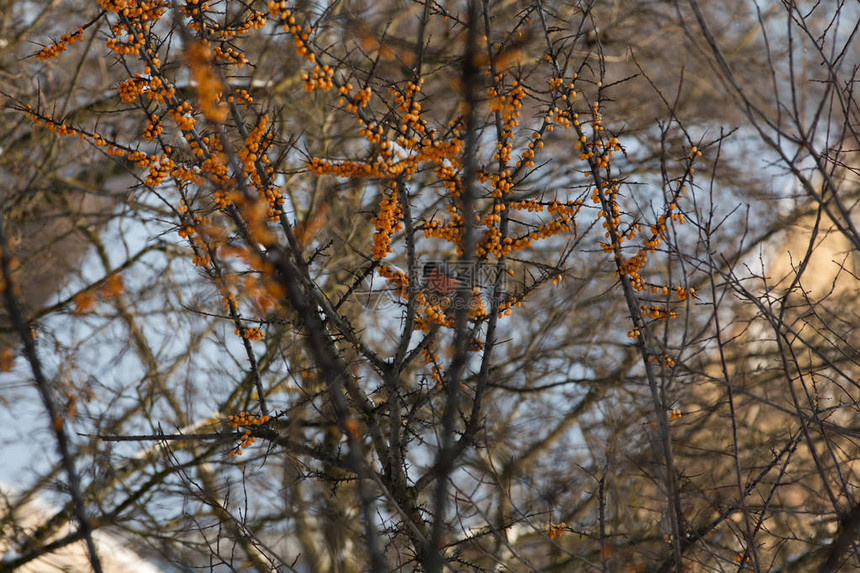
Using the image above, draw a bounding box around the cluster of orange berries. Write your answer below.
[377,265,408,299]
[547,77,564,90]
[144,156,175,187]
[176,214,216,268]
[169,101,197,131]
[479,201,506,228]
[580,132,619,169]
[236,326,264,341]
[352,86,372,109]
[359,123,385,145]
[420,295,453,327]
[192,252,211,268]
[423,215,463,245]
[105,22,148,55]
[171,165,204,186]
[486,82,528,169]
[337,84,371,113]
[641,304,676,321]
[238,115,278,201]
[97,0,167,20]
[478,170,512,198]
[308,157,381,179]
[392,80,426,136]
[200,150,231,186]
[648,354,676,368]
[313,83,462,184]
[228,89,254,105]
[485,211,576,257]
[674,286,695,301]
[466,290,488,320]
[142,114,163,140]
[271,5,315,63]
[116,76,149,103]
[594,182,658,293]
[644,213,670,252]
[421,347,444,389]
[226,411,270,456]
[412,286,486,330]
[533,218,574,240]
[516,131,544,169]
[622,253,648,291]
[487,81,527,120]
[547,522,567,541]
[370,193,403,260]
[205,11,267,40]
[35,28,84,60]
[221,290,236,310]
[23,110,81,138]
[428,153,463,198]
[302,64,335,92]
[416,139,462,163]
[177,214,210,239]
[497,293,523,318]
[25,105,139,156]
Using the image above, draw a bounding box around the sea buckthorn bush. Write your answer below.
[3,0,859,571]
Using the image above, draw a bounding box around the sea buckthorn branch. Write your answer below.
[577,110,689,564]
[471,10,584,282]
[422,346,445,391]
[566,84,692,573]
[209,106,392,462]
[532,1,692,559]
[306,52,549,358]
[460,16,581,458]
[34,10,106,62]
[299,9,590,405]
[105,10,269,211]
[177,5,286,220]
[460,7,551,449]
[370,185,404,260]
[101,10,300,402]
[533,3,686,361]
[21,105,159,164]
[175,206,270,415]
[25,0,395,562]
[226,411,270,456]
[219,9,405,378]
[107,8,279,420]
[118,220,384,573]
